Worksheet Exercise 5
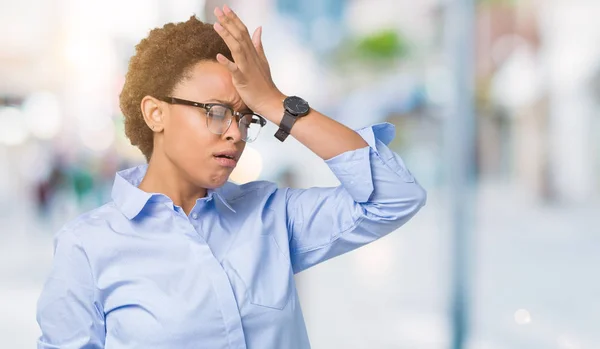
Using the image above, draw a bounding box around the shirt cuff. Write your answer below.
[324,123,414,203]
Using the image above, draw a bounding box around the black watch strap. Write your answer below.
[274,110,297,142]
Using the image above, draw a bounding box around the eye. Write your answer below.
[238,114,251,127]
[208,105,230,119]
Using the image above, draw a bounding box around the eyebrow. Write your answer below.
[208,99,253,114]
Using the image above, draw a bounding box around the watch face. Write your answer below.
[285,96,310,115]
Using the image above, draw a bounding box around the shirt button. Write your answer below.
[191,213,198,219]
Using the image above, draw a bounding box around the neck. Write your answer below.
[138,151,207,216]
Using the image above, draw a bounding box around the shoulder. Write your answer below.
[53,202,122,246]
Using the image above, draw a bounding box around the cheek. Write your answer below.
[162,114,233,185]
[164,114,211,160]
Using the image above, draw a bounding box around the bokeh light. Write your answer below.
[229,145,263,184]
[22,92,63,140]
[514,309,532,325]
[0,107,28,146]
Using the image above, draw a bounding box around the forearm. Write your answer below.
[259,93,368,161]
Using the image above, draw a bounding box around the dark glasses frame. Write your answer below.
[157,96,267,141]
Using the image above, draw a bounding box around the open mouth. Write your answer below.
[214,154,235,160]
[213,153,238,168]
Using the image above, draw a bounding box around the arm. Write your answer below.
[261,97,369,161]
[36,228,105,349]
[284,123,426,273]
[212,6,426,272]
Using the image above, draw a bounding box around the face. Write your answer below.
[156,61,248,189]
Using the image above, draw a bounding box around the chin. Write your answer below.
[205,172,231,189]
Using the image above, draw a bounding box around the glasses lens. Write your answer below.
[239,114,263,142]
[207,105,233,134]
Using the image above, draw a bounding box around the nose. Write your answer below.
[222,116,243,143]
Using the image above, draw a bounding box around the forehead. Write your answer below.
[173,61,243,107]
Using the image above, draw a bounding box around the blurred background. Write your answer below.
[1,0,599,348]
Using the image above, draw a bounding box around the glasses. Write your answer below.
[158,96,267,143]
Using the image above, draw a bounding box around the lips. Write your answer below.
[213,150,238,161]
[213,150,239,168]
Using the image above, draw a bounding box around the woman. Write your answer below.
[36,5,426,349]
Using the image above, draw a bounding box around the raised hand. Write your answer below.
[213,5,283,115]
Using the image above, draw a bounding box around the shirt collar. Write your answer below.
[111,164,236,220]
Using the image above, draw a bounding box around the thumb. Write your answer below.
[216,53,239,74]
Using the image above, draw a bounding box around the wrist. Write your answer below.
[256,91,287,124]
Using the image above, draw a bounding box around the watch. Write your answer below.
[274,96,310,142]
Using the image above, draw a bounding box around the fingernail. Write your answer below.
[223,5,232,14]
[214,7,223,17]
[214,22,223,31]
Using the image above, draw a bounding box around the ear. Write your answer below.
[141,96,165,132]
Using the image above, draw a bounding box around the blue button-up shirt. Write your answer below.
[36,123,426,349]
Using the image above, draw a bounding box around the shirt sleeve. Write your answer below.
[286,123,427,274]
[36,227,106,349]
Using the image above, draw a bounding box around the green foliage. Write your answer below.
[330,28,410,71]
[354,29,409,60]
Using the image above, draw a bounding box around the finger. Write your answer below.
[215,5,250,46]
[214,7,235,38]
[223,5,250,40]
[214,22,246,60]
[216,53,239,73]
[252,26,267,61]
